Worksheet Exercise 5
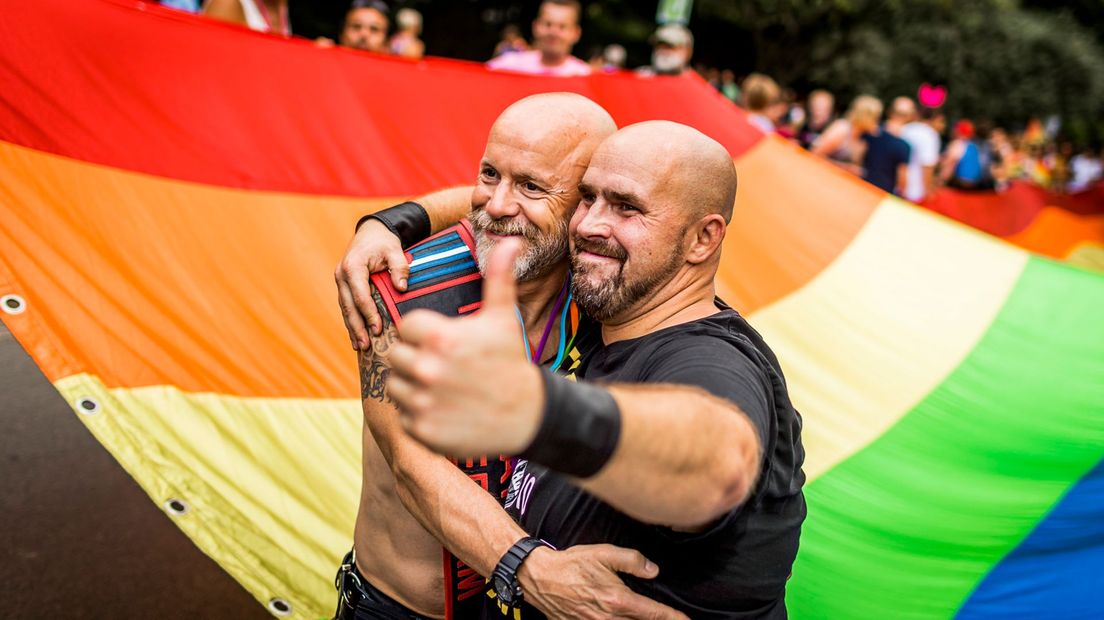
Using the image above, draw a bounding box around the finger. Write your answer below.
[387,341,424,382]
[337,281,367,351]
[347,268,381,340]
[481,237,522,311]
[387,247,411,291]
[397,309,453,348]
[594,545,659,580]
[386,372,419,413]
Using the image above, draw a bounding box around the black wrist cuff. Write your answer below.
[355,201,431,249]
[520,370,621,478]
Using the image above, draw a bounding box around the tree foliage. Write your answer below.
[693,0,1104,142]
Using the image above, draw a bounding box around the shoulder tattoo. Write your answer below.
[359,285,398,403]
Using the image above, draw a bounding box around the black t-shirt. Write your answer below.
[495,308,806,619]
[861,127,911,193]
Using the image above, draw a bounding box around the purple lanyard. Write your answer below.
[517,276,569,364]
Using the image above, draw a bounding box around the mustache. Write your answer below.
[572,236,627,261]
[470,209,540,239]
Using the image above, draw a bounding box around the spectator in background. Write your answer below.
[324,0,389,52]
[493,24,529,57]
[798,90,835,149]
[1068,146,1103,192]
[860,96,912,194]
[742,73,781,133]
[811,95,882,175]
[203,0,290,35]
[720,70,740,103]
[588,44,626,72]
[389,8,424,59]
[942,120,987,189]
[486,0,590,76]
[637,24,694,76]
[773,89,802,140]
[901,106,943,202]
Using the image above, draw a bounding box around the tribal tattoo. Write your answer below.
[359,286,398,403]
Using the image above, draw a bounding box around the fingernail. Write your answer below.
[399,278,407,289]
[645,560,658,574]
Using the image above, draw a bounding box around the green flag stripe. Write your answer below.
[788,257,1104,619]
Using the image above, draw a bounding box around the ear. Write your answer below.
[685,214,726,265]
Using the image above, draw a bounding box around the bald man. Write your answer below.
[386,121,807,618]
[333,95,686,620]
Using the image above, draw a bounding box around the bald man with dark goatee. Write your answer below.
[388,121,807,619]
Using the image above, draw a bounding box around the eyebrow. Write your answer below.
[579,183,644,207]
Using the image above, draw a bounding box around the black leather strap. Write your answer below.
[491,537,551,607]
[355,200,431,249]
[520,370,622,478]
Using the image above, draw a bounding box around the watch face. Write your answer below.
[492,575,515,606]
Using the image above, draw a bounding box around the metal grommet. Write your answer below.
[164,498,189,516]
[266,598,292,617]
[1,294,25,315]
[76,397,101,415]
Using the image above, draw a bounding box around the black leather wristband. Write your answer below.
[519,370,622,478]
[354,201,431,249]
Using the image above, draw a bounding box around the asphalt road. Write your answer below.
[0,320,270,619]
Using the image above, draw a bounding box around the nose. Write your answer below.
[483,181,519,220]
[572,200,613,240]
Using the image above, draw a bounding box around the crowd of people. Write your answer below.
[698,70,1104,199]
[178,0,1102,200]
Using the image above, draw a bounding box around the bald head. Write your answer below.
[594,121,737,223]
[890,96,916,121]
[490,93,617,170]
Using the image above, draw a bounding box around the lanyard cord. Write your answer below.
[515,274,570,366]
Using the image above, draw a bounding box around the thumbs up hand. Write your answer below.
[387,238,544,458]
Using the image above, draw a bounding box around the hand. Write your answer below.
[387,238,543,457]
[517,545,689,620]
[334,219,410,349]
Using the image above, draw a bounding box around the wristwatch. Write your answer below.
[491,537,552,608]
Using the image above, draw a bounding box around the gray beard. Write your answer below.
[470,209,568,282]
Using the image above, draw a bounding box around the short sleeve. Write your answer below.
[641,335,773,452]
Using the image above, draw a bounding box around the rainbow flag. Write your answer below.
[925,182,1104,271]
[1,1,1101,618]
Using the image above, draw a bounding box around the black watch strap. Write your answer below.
[491,537,551,608]
[354,200,431,249]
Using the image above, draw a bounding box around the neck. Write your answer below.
[540,50,567,66]
[516,263,569,335]
[885,119,905,135]
[600,268,718,344]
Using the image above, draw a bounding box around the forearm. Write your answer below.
[384,422,527,576]
[579,384,760,529]
[923,166,935,196]
[416,186,475,234]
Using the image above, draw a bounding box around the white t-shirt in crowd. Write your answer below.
[1069,155,1103,192]
[900,122,941,202]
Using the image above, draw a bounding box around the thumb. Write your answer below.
[481,237,521,311]
[596,545,660,580]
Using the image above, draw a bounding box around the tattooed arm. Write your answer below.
[358,285,688,619]
[359,284,529,576]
